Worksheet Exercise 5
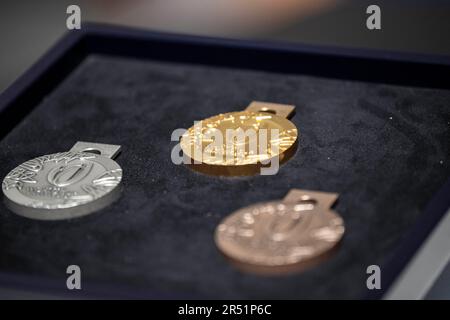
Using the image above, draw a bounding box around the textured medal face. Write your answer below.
[215,197,344,274]
[2,150,122,220]
[180,111,298,166]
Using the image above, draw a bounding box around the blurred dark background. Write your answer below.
[1,0,450,93]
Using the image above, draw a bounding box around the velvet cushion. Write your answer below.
[0,54,449,298]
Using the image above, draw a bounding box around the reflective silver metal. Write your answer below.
[2,142,122,220]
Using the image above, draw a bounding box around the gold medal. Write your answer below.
[180,101,298,176]
[214,189,345,275]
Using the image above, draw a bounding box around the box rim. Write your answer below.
[0,22,449,299]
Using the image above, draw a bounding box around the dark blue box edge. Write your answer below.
[0,22,449,299]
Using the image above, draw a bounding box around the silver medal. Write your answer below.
[2,142,122,220]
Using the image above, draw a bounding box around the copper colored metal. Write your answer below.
[214,189,344,275]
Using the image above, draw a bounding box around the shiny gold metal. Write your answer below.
[214,189,345,275]
[180,101,298,176]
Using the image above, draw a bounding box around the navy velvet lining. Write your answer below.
[0,54,449,299]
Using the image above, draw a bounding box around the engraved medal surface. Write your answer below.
[180,101,298,176]
[215,189,344,275]
[2,142,122,220]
